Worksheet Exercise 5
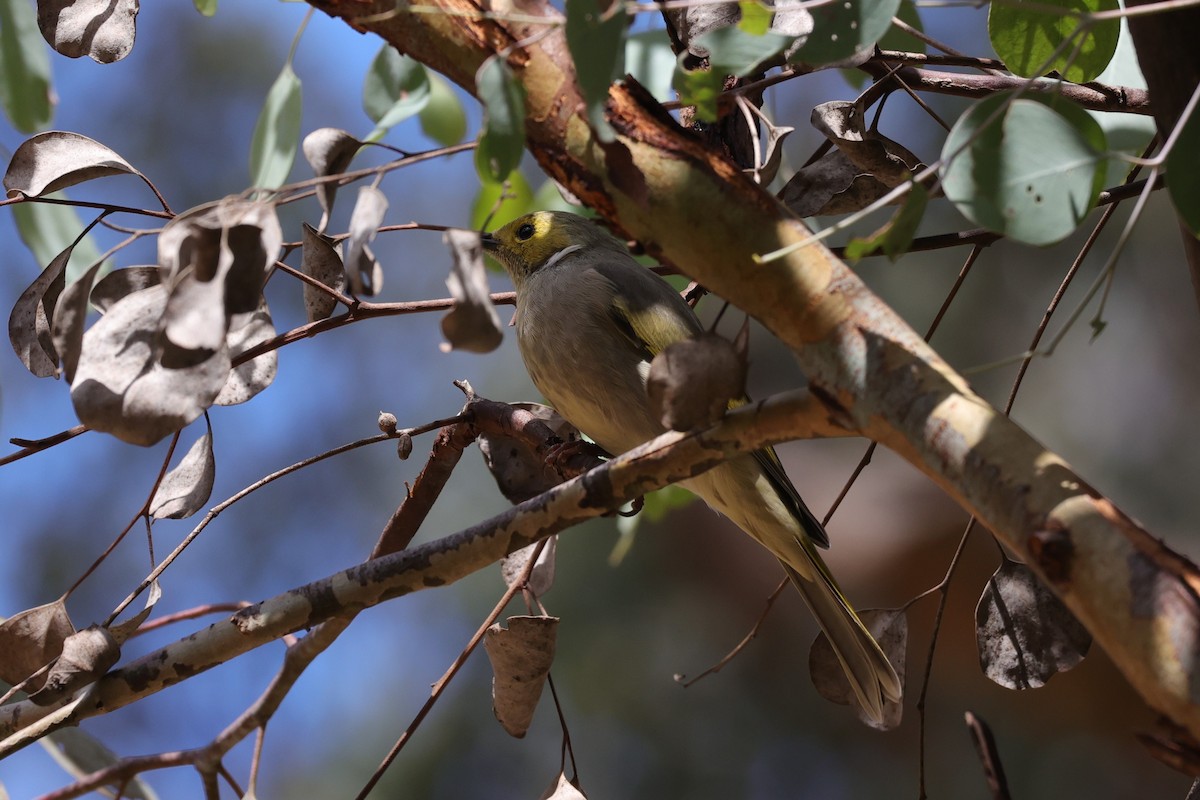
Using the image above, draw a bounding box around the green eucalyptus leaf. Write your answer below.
[363,45,431,141]
[844,182,929,261]
[566,0,627,143]
[988,0,1119,83]
[474,55,526,183]
[0,0,53,132]
[941,92,1106,246]
[791,0,901,65]
[738,0,772,35]
[471,171,534,233]
[249,63,302,190]
[626,30,676,103]
[419,70,467,146]
[843,0,925,87]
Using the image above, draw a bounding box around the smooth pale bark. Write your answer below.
[306,0,1200,738]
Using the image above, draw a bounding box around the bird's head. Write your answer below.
[481,211,628,286]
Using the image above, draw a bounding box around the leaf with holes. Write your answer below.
[976,558,1092,689]
[940,92,1105,245]
[790,0,900,66]
[71,285,231,446]
[90,266,162,314]
[158,197,282,353]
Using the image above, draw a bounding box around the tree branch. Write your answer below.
[306,0,1200,739]
[0,389,837,753]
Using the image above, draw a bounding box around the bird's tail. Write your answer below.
[783,555,902,724]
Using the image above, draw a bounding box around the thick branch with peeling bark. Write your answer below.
[0,390,839,752]
[307,0,1200,738]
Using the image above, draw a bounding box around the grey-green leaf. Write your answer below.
[0,0,53,132]
[940,92,1106,245]
[625,30,677,104]
[419,70,467,146]
[475,55,526,183]
[566,0,628,143]
[790,0,900,66]
[250,64,303,190]
[363,45,431,142]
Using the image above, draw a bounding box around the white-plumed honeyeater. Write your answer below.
[481,210,901,722]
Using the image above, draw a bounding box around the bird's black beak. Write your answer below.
[479,231,497,251]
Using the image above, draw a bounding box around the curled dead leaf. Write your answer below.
[484,615,559,738]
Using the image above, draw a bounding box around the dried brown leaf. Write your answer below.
[647,333,746,431]
[37,0,138,63]
[107,580,161,646]
[301,128,363,230]
[976,558,1091,689]
[300,223,345,322]
[440,229,502,353]
[28,624,120,706]
[0,599,74,689]
[810,101,924,186]
[345,185,387,296]
[50,260,104,384]
[149,421,214,520]
[89,266,161,314]
[4,131,144,198]
[8,243,70,377]
[71,285,231,446]
[501,537,557,597]
[484,615,559,738]
[810,608,907,729]
[158,197,281,353]
[214,305,277,405]
[478,402,580,504]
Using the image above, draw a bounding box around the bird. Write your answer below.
[481,210,901,722]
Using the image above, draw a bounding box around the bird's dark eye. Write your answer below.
[516,223,536,241]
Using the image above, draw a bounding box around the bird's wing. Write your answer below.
[593,261,701,360]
